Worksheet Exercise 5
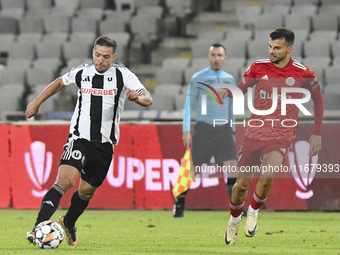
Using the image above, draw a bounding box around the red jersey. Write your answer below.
[236,58,324,143]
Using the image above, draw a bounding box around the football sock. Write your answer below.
[230,214,242,224]
[230,201,245,218]
[64,190,89,229]
[34,184,65,229]
[226,178,236,198]
[250,192,267,210]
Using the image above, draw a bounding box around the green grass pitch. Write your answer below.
[0,209,339,255]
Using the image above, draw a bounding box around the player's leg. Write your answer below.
[225,171,254,245]
[59,179,98,246]
[26,165,79,245]
[244,151,284,237]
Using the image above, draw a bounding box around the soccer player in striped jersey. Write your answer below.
[218,28,324,245]
[25,36,153,246]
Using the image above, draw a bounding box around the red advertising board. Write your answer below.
[3,123,340,210]
[0,124,11,208]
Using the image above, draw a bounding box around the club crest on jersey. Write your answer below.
[71,150,82,160]
[286,77,295,86]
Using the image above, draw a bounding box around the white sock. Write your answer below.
[230,214,242,224]
[248,205,259,213]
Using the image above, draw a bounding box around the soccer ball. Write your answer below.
[34,220,64,249]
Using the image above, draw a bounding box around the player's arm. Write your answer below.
[25,77,66,118]
[304,71,324,156]
[126,89,153,106]
[217,63,257,104]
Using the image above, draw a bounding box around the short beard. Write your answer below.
[270,55,286,64]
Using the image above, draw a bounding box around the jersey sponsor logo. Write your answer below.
[286,77,295,86]
[260,89,292,100]
[261,75,269,80]
[81,88,117,96]
[24,141,53,198]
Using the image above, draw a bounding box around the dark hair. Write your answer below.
[210,43,227,55]
[94,36,117,54]
[270,28,295,46]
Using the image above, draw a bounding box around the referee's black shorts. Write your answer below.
[191,121,237,166]
[59,138,113,187]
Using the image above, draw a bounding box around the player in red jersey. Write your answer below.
[218,28,324,245]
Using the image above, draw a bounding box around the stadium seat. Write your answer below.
[137,6,163,19]
[104,10,132,24]
[312,13,338,31]
[166,0,194,18]
[130,14,161,44]
[6,58,32,69]
[62,42,92,61]
[191,39,215,59]
[285,13,312,32]
[19,16,44,34]
[290,4,317,15]
[198,31,226,41]
[156,67,183,85]
[225,28,253,41]
[318,4,340,14]
[26,0,53,9]
[236,5,262,29]
[220,38,247,58]
[99,18,127,34]
[8,42,35,60]
[290,39,303,59]
[324,65,340,87]
[322,93,340,110]
[162,58,190,69]
[0,17,18,34]
[256,13,284,31]
[69,32,96,46]
[303,56,331,69]
[76,8,104,21]
[42,32,69,45]
[0,91,22,112]
[254,30,272,40]
[0,0,25,9]
[321,0,340,4]
[224,57,245,70]
[263,5,291,16]
[331,41,340,58]
[304,39,331,58]
[51,0,79,16]
[149,93,175,111]
[191,57,209,69]
[154,84,182,96]
[0,34,16,54]
[26,67,55,88]
[266,0,292,4]
[114,0,135,14]
[71,17,98,33]
[248,38,270,59]
[184,65,202,84]
[0,8,24,19]
[79,0,105,9]
[16,33,43,46]
[135,0,159,8]
[44,14,71,33]
[294,0,319,5]
[309,30,338,41]
[36,41,62,60]
[27,84,57,113]
[223,64,240,83]
[32,58,61,74]
[0,67,26,85]
[174,92,187,111]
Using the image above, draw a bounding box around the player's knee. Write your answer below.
[235,180,251,192]
[55,179,75,193]
[78,189,95,200]
[259,178,273,189]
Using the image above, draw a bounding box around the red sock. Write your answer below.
[230,201,245,217]
[251,192,267,210]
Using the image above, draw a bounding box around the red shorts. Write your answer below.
[237,137,292,167]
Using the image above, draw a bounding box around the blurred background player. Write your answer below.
[173,43,238,218]
[218,28,324,245]
[25,36,153,246]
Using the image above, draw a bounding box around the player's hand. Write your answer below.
[126,88,139,102]
[182,132,191,149]
[308,134,321,156]
[216,89,228,105]
[25,102,39,118]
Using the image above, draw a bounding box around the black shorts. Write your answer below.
[192,121,237,166]
[59,138,113,187]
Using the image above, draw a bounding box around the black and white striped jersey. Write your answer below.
[61,63,147,145]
